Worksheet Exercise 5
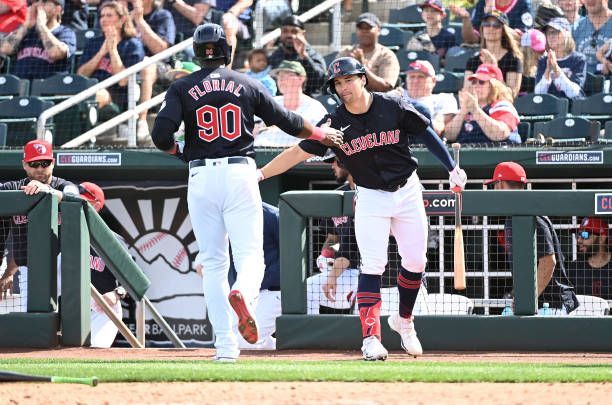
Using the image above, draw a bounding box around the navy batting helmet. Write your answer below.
[326,57,367,95]
[193,23,232,65]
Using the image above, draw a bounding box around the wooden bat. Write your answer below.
[0,370,98,386]
[452,143,466,290]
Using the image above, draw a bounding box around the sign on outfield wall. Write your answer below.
[595,193,612,215]
[423,191,455,215]
[536,151,604,165]
[56,152,122,166]
[101,184,213,347]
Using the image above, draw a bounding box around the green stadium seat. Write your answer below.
[519,75,535,94]
[517,121,531,142]
[514,93,569,122]
[0,122,6,147]
[605,121,612,140]
[316,94,341,114]
[0,96,54,146]
[584,73,604,96]
[533,117,601,143]
[442,47,478,73]
[432,71,463,94]
[570,93,612,125]
[387,5,425,32]
[323,51,338,67]
[397,50,440,72]
[351,26,412,51]
[0,74,29,101]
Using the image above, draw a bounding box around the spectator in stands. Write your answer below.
[77,1,145,112]
[566,217,611,300]
[485,161,579,315]
[465,10,524,98]
[520,28,546,79]
[596,38,612,75]
[254,60,326,147]
[0,0,26,37]
[445,63,521,144]
[556,0,583,30]
[165,58,199,81]
[245,48,276,96]
[268,15,326,96]
[400,60,458,137]
[164,0,207,58]
[338,12,399,92]
[535,17,586,100]
[0,0,76,80]
[418,0,456,59]
[450,0,533,45]
[61,0,88,30]
[573,0,612,75]
[131,0,176,141]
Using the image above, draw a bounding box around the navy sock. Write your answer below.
[397,267,422,318]
[357,274,382,338]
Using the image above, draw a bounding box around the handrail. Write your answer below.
[36,38,194,142]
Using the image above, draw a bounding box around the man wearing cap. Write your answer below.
[417,0,456,59]
[255,60,327,147]
[338,12,399,92]
[566,217,611,301]
[0,0,76,80]
[268,15,327,96]
[485,161,579,315]
[450,0,533,44]
[573,0,612,75]
[0,140,78,306]
[400,60,458,136]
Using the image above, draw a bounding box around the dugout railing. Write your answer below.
[277,190,612,352]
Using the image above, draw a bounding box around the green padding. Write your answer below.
[462,191,601,216]
[280,191,344,217]
[276,315,612,351]
[0,313,59,347]
[343,191,356,215]
[27,193,58,312]
[0,192,45,215]
[512,216,537,315]
[84,204,150,300]
[279,199,307,314]
[60,201,91,346]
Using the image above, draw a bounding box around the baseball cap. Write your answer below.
[406,60,436,77]
[521,28,546,53]
[484,161,527,184]
[23,140,53,163]
[546,17,572,33]
[356,12,381,28]
[468,63,504,82]
[281,15,304,30]
[166,60,201,81]
[578,217,609,236]
[482,9,510,26]
[271,60,306,77]
[79,182,105,212]
[322,150,337,163]
[421,0,446,15]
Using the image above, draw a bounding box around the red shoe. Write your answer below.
[228,290,259,344]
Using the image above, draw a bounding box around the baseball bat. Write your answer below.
[0,370,98,386]
[452,143,466,290]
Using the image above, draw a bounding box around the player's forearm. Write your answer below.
[537,255,555,295]
[260,145,312,179]
[151,116,179,152]
[421,126,455,171]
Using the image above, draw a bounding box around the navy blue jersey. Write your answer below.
[466,51,523,81]
[0,177,77,266]
[430,28,457,58]
[471,0,533,31]
[90,247,118,295]
[456,101,521,144]
[535,51,586,99]
[260,202,280,290]
[155,67,304,161]
[299,92,429,190]
[12,25,76,80]
[143,7,176,56]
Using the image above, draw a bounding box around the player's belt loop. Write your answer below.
[189,157,249,169]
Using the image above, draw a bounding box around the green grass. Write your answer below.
[1,359,610,383]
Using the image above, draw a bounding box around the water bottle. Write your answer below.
[541,302,552,316]
[501,305,513,316]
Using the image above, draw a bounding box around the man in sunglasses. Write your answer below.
[485,161,579,315]
[566,217,611,301]
[0,139,78,303]
[573,0,612,74]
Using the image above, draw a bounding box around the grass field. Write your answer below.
[1,359,610,383]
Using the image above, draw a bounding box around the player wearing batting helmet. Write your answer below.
[258,56,467,360]
[151,23,343,362]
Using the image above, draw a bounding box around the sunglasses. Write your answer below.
[482,21,502,29]
[470,79,488,85]
[578,230,591,240]
[28,160,53,168]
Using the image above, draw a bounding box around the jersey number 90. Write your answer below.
[196,103,241,142]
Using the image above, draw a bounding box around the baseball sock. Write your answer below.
[397,267,422,318]
[357,274,382,340]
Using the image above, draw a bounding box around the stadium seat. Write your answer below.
[323,51,338,67]
[605,121,612,139]
[519,75,535,94]
[387,5,425,32]
[0,122,6,146]
[533,117,601,143]
[514,93,569,122]
[351,26,412,51]
[517,121,531,142]
[570,295,610,316]
[424,293,474,315]
[30,73,98,146]
[570,93,612,125]
[316,94,341,113]
[584,73,604,96]
[443,46,479,72]
[397,50,440,72]
[0,96,54,146]
[432,71,463,94]
[75,28,100,51]
[0,74,29,101]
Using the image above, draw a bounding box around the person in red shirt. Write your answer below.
[0,0,26,35]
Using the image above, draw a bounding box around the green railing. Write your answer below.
[277,190,612,351]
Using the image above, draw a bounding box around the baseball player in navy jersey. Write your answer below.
[260,57,467,360]
[151,23,343,362]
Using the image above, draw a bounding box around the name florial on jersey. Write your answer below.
[338,129,400,156]
[188,79,244,101]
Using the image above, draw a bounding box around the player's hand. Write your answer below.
[449,166,467,193]
[321,274,338,302]
[0,275,13,301]
[318,119,344,147]
[21,180,51,195]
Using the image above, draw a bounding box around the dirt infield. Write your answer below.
[1,348,610,404]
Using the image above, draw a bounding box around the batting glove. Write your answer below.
[316,247,336,272]
[449,166,467,193]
